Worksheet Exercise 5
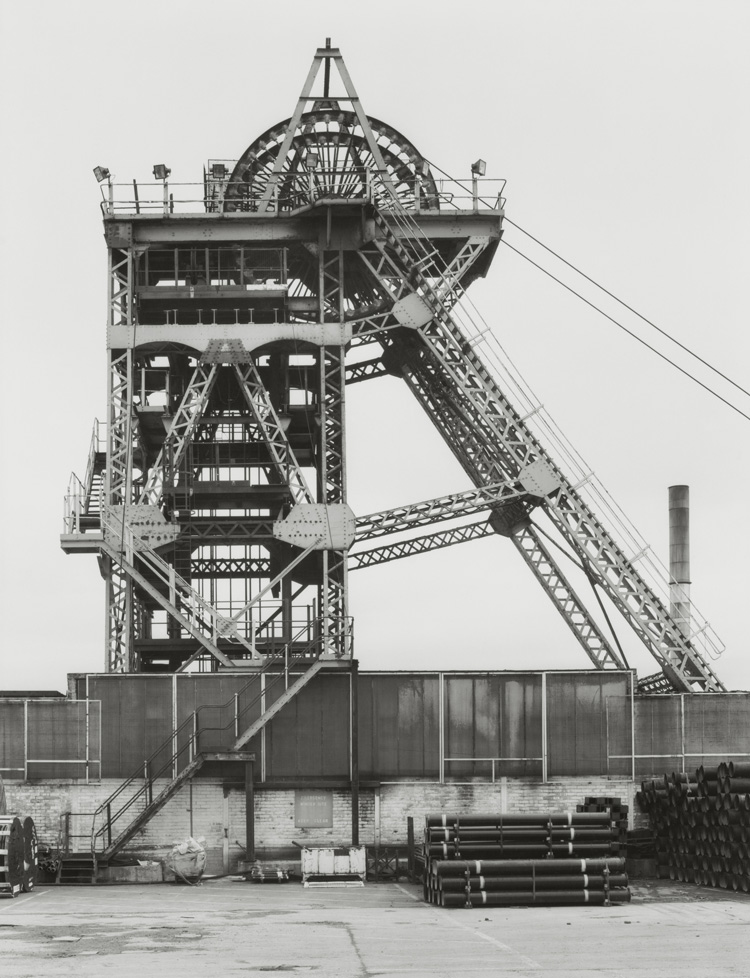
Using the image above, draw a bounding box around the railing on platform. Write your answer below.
[63,419,106,534]
[97,173,506,217]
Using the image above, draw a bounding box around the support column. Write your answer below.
[245,760,255,862]
[350,659,359,846]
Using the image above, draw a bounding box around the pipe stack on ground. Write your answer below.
[577,796,628,849]
[422,812,630,908]
[637,761,750,892]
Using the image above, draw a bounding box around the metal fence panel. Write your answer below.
[357,674,439,779]
[683,693,750,767]
[265,675,350,779]
[89,676,172,778]
[444,674,543,780]
[0,703,25,778]
[0,701,101,780]
[546,673,631,777]
[633,695,682,777]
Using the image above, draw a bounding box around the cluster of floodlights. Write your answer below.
[93,159,488,183]
[93,165,171,182]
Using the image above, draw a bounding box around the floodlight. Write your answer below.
[93,166,111,183]
[210,163,228,179]
[471,159,487,177]
[152,164,171,180]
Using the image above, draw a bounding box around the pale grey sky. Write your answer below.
[1,0,748,690]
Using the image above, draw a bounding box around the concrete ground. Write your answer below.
[0,878,748,977]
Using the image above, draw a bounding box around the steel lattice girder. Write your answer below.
[510,523,626,670]
[354,483,528,541]
[233,361,315,506]
[139,363,219,506]
[363,207,724,691]
[349,518,496,569]
[69,45,726,688]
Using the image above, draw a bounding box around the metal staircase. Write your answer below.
[56,854,96,886]
[90,627,345,866]
[62,419,106,540]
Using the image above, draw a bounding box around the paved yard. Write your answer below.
[0,878,748,977]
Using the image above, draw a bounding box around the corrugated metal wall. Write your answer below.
[2,674,749,783]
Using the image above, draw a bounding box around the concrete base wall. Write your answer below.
[5,777,643,876]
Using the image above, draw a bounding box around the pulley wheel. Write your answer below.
[0,817,25,897]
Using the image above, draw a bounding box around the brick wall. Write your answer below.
[4,775,643,875]
[375,778,642,844]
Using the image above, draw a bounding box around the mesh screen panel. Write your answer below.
[0,703,25,776]
[0,701,103,780]
[634,695,682,777]
[604,694,634,777]
[684,694,750,765]
[546,673,630,777]
[444,674,543,780]
[90,676,172,778]
[265,674,349,779]
[357,674,439,779]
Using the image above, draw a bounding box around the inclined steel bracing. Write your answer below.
[62,43,726,691]
[356,207,724,691]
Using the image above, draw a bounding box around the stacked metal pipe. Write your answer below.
[577,796,628,849]
[637,761,750,892]
[422,812,630,908]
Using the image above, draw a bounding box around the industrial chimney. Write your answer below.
[668,485,691,637]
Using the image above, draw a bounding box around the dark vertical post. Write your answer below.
[407,816,415,883]
[351,659,359,846]
[245,760,255,862]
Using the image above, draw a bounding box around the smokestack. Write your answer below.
[668,485,691,637]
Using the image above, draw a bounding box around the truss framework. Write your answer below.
[65,44,726,691]
[360,206,724,690]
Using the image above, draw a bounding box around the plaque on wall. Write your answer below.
[294,790,333,828]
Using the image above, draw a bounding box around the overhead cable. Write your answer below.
[501,239,750,424]
[425,158,748,419]
[504,217,750,402]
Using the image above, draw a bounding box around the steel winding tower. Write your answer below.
[62,44,725,693]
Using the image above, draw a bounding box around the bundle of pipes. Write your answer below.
[423,812,622,861]
[421,812,630,908]
[577,796,628,848]
[425,857,631,908]
[637,761,750,892]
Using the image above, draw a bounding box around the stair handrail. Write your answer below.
[100,507,241,654]
[90,616,350,858]
[82,419,105,511]
[63,473,86,533]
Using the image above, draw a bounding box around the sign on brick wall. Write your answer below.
[294,790,333,828]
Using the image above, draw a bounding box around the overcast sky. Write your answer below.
[1,0,748,692]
